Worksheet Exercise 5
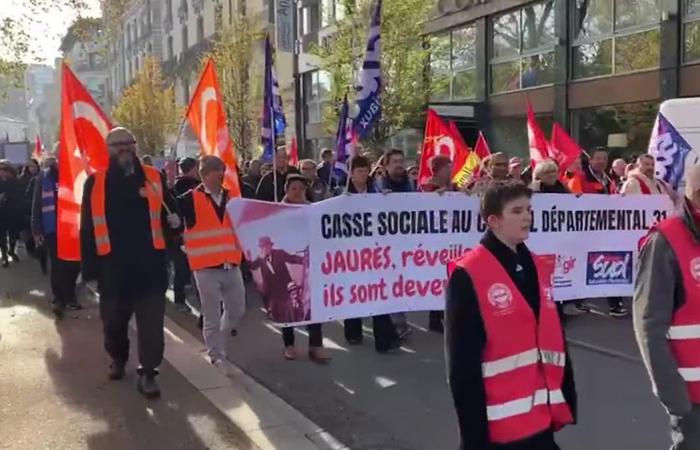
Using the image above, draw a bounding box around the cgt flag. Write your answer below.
[418,109,468,188]
[354,0,382,140]
[186,58,241,197]
[334,94,356,176]
[262,35,287,162]
[648,112,692,190]
[58,63,111,261]
[527,100,550,168]
[550,122,582,177]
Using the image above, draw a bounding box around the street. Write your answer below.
[1,256,672,450]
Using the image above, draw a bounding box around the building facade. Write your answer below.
[424,0,700,158]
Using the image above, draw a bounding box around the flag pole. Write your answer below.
[272,107,278,203]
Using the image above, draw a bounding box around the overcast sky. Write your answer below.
[1,0,101,65]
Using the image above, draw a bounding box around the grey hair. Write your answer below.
[199,155,226,176]
[533,159,559,180]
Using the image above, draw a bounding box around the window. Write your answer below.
[167,35,174,60]
[320,0,345,27]
[182,25,189,50]
[684,0,700,62]
[301,5,320,35]
[430,24,478,100]
[197,16,204,42]
[304,70,332,124]
[572,0,661,79]
[490,1,556,94]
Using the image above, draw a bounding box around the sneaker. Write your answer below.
[609,305,629,318]
[213,359,235,377]
[563,303,587,316]
[8,252,19,263]
[136,371,160,399]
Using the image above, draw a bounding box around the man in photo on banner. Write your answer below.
[80,127,181,399]
[635,164,700,450]
[445,182,576,450]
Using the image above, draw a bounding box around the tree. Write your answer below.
[112,56,180,156]
[312,0,438,151]
[204,15,264,160]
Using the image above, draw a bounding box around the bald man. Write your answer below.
[634,164,700,449]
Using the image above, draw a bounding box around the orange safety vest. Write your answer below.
[183,189,242,270]
[649,216,700,403]
[91,165,166,256]
[448,245,573,444]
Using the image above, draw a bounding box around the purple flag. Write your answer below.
[335,94,355,172]
[354,0,381,140]
[262,35,287,162]
[648,112,692,190]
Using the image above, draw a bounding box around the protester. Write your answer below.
[178,155,246,377]
[142,154,154,166]
[256,147,299,202]
[271,174,329,363]
[563,157,584,194]
[446,182,576,450]
[170,156,200,312]
[260,162,273,177]
[342,155,401,352]
[80,127,180,398]
[634,164,700,450]
[0,160,22,267]
[573,148,627,317]
[299,158,330,202]
[464,152,509,194]
[530,160,569,193]
[621,154,671,196]
[19,159,40,253]
[508,157,523,181]
[375,149,414,338]
[242,159,262,191]
[610,157,627,186]
[316,148,338,188]
[407,165,419,190]
[421,154,455,194]
[31,155,82,317]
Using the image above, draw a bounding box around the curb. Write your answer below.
[86,284,347,450]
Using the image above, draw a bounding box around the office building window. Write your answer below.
[490,1,556,94]
[301,5,320,35]
[572,0,660,79]
[197,15,204,42]
[430,24,477,100]
[684,0,700,62]
[304,70,332,124]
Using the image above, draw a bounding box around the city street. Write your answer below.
[1,256,673,450]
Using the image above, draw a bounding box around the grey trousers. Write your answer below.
[671,406,700,450]
[193,266,246,363]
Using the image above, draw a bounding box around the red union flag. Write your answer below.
[418,109,468,188]
[550,122,582,176]
[527,100,551,168]
[58,63,111,261]
[186,59,241,197]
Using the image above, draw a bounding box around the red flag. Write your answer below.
[418,109,468,187]
[474,131,492,161]
[186,58,241,197]
[288,135,298,166]
[448,121,470,175]
[550,122,582,176]
[58,63,112,261]
[33,136,43,159]
[527,100,550,168]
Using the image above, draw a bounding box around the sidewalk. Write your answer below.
[0,258,343,450]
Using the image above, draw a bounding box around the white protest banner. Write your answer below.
[228,193,674,326]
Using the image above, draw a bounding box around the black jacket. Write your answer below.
[255,166,299,202]
[173,175,200,198]
[445,231,577,450]
[80,160,178,298]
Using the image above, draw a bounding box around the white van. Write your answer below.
[656,98,700,190]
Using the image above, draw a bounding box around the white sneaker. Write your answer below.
[213,359,235,378]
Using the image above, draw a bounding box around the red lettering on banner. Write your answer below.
[392,275,448,298]
[401,244,467,268]
[349,278,389,304]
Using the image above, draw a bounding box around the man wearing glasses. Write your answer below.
[80,127,180,399]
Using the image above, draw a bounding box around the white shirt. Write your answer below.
[621,172,666,195]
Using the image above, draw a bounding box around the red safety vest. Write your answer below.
[649,217,700,403]
[448,245,573,444]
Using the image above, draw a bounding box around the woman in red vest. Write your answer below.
[445,182,577,449]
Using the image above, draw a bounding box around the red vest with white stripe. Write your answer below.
[448,245,573,444]
[651,217,700,403]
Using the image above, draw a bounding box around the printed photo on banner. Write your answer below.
[227,199,311,325]
[228,193,675,326]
